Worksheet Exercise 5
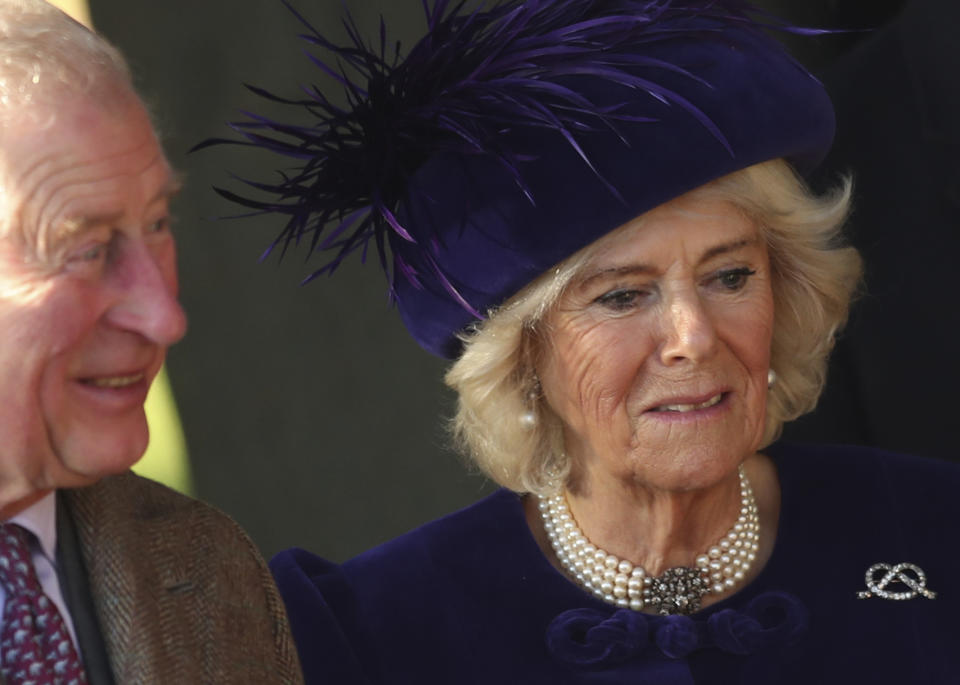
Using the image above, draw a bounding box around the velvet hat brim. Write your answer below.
[393,19,834,358]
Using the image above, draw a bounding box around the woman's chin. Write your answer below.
[615,441,753,494]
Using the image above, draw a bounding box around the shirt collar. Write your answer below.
[9,491,58,563]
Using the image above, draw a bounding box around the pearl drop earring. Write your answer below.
[520,376,541,428]
[767,369,777,388]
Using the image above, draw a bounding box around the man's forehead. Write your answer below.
[0,92,175,252]
[52,172,181,235]
[4,87,152,150]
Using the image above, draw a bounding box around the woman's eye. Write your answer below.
[714,267,756,291]
[595,288,644,311]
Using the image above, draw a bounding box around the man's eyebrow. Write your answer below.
[51,174,183,245]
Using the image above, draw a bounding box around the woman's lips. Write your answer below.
[648,392,727,413]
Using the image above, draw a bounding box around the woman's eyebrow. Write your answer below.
[579,264,656,289]
[699,237,756,263]
[577,233,759,290]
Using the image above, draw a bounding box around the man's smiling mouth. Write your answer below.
[82,372,145,388]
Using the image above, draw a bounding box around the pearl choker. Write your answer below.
[537,467,759,615]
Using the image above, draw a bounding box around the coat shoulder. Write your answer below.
[64,472,304,685]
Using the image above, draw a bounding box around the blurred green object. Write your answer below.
[48,0,91,26]
[133,366,194,495]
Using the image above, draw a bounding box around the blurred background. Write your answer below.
[61,0,915,560]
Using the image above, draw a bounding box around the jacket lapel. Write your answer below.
[55,492,116,685]
[61,474,203,683]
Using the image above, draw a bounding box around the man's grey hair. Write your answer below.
[0,0,132,124]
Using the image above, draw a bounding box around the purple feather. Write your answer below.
[202,0,816,312]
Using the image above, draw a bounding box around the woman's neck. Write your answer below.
[525,452,780,608]
[565,466,743,576]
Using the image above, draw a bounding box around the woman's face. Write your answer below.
[538,193,773,493]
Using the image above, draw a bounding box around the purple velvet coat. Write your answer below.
[272,444,960,683]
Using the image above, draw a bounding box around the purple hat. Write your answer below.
[209,0,834,358]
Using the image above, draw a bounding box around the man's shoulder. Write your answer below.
[63,472,303,683]
[61,471,268,575]
[72,470,215,516]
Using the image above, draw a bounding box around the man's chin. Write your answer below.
[52,427,150,486]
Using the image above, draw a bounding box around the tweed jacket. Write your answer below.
[53,471,303,684]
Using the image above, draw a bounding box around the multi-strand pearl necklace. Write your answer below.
[537,467,759,615]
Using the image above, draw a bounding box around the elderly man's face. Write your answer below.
[0,93,186,509]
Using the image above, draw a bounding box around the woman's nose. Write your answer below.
[105,241,187,346]
[658,293,718,366]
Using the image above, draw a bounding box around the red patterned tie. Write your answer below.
[0,524,87,685]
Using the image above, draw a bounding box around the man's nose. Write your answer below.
[105,241,187,345]
[657,292,717,366]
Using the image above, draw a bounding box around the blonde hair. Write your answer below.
[445,159,863,494]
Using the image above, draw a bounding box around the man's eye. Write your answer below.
[73,244,107,263]
[715,267,756,291]
[595,288,644,311]
[146,217,170,234]
[62,238,111,273]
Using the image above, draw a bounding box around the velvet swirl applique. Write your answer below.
[545,591,808,667]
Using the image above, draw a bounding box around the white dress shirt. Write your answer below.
[0,491,81,651]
